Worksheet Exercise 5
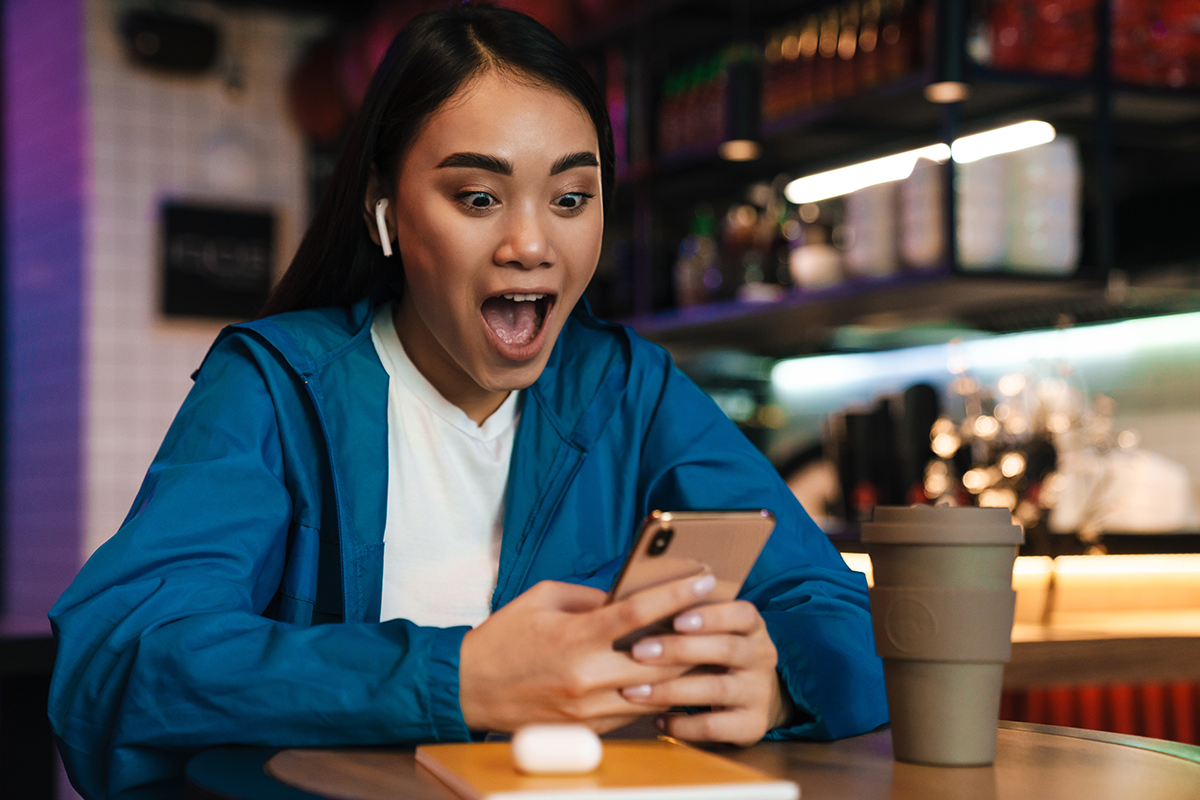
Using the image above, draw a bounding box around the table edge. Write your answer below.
[187,747,326,800]
[999,720,1200,765]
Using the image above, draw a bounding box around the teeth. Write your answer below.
[501,293,546,302]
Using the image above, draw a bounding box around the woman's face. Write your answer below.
[386,70,603,422]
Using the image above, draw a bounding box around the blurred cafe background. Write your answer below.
[3,0,1200,796]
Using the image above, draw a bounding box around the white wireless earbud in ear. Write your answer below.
[375,198,393,257]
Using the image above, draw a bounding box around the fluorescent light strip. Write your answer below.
[784,120,1056,204]
[784,144,949,204]
[951,120,1056,164]
[771,311,1200,398]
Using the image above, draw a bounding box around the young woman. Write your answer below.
[49,6,886,798]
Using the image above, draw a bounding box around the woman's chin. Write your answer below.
[474,358,548,394]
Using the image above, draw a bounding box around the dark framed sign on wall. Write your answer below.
[160,202,274,320]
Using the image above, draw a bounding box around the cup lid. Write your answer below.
[861,505,1024,545]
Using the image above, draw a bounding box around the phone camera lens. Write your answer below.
[647,528,673,557]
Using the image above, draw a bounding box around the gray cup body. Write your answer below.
[863,506,1023,766]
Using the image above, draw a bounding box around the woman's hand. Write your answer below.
[458,573,720,734]
[618,600,793,747]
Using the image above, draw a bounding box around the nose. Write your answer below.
[494,202,557,269]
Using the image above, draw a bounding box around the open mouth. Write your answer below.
[481,293,553,347]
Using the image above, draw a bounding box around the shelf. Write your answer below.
[620,268,1200,358]
[621,269,1079,356]
[586,1,1200,354]
[637,76,1200,210]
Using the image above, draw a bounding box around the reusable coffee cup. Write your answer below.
[862,505,1024,766]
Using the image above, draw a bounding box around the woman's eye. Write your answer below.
[457,191,497,211]
[555,192,594,211]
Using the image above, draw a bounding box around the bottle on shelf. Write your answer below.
[735,182,789,302]
[899,156,946,270]
[955,136,1082,275]
[673,204,722,308]
[762,16,819,121]
[957,154,1009,272]
[657,70,684,156]
[816,5,842,101]
[718,203,757,299]
[605,46,629,176]
[762,28,785,121]
[690,57,722,151]
[878,0,920,81]
[1006,137,1081,275]
[760,0,922,125]
[834,1,861,98]
[766,178,796,290]
[788,202,844,289]
[657,50,732,159]
[843,181,899,278]
[856,0,884,89]
[678,63,704,154]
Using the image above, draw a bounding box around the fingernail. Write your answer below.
[675,613,703,632]
[622,684,652,699]
[631,639,663,660]
[692,573,716,596]
[654,716,667,731]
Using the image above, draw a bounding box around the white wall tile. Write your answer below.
[84,0,329,557]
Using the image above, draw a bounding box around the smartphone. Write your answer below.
[607,509,776,650]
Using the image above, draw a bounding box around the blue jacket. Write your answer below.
[49,299,886,799]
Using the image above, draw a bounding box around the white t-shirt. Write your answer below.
[371,303,519,628]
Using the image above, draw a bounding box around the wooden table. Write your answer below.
[186,721,1200,800]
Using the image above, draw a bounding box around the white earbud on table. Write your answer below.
[511,725,603,775]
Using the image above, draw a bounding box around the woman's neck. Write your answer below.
[391,300,510,425]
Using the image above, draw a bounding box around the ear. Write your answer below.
[363,166,393,248]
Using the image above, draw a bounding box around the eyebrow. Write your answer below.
[437,152,512,175]
[435,151,599,176]
[550,151,600,175]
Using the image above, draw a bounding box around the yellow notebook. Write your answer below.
[415,738,800,800]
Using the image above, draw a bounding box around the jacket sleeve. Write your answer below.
[48,334,471,800]
[633,348,888,741]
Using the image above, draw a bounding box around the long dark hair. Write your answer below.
[261,4,615,316]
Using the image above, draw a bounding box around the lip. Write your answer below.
[479,289,558,363]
